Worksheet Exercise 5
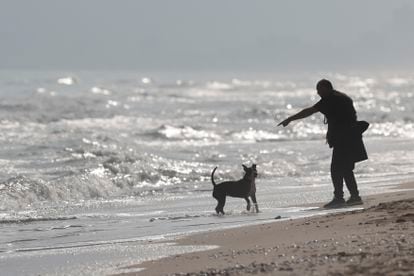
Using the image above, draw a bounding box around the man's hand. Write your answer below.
[277,107,317,127]
[278,118,291,127]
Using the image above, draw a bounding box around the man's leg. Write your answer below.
[324,152,346,208]
[344,170,359,197]
[344,168,363,205]
[330,162,344,199]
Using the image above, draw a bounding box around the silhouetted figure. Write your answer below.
[278,79,368,208]
[211,164,258,214]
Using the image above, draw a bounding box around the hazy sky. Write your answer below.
[1,0,414,71]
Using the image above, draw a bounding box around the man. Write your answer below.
[278,79,368,208]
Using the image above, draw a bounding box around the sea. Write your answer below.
[1,70,413,275]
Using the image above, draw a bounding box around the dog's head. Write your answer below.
[242,164,258,178]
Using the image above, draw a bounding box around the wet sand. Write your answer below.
[116,182,414,276]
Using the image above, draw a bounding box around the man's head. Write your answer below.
[316,79,333,98]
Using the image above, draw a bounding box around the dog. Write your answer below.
[211,164,258,215]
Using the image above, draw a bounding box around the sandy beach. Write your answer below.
[116,182,414,276]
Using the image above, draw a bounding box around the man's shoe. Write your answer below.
[346,196,363,206]
[323,198,346,208]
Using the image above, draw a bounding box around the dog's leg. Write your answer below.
[215,202,221,215]
[250,193,259,213]
[218,196,226,215]
[245,197,251,211]
[214,192,220,214]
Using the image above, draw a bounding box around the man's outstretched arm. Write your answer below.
[278,106,318,127]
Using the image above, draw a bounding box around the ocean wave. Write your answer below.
[146,125,324,143]
[206,81,234,91]
[147,125,221,141]
[60,116,136,130]
[57,76,77,86]
[90,86,112,95]
[231,129,287,142]
[0,174,117,211]
[386,77,413,87]
[0,176,59,210]
[58,116,162,133]
[204,79,300,92]
[0,152,212,211]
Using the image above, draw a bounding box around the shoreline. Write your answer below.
[114,181,414,276]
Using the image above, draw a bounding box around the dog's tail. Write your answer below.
[211,167,218,186]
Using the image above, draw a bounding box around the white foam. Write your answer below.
[158,125,221,140]
[90,86,111,95]
[57,77,76,85]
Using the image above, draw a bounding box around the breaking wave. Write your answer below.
[148,125,222,141]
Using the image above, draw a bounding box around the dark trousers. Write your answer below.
[330,147,359,199]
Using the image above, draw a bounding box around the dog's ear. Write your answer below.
[252,164,256,168]
[242,164,248,171]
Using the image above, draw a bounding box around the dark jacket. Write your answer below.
[314,91,368,163]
